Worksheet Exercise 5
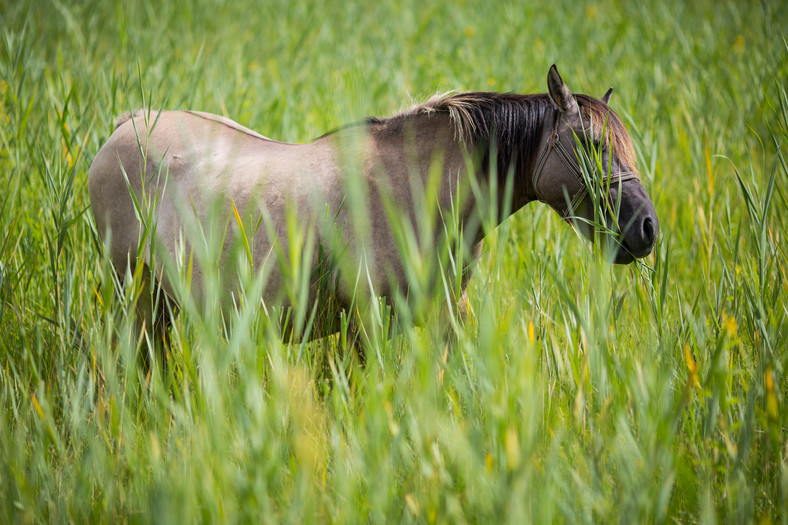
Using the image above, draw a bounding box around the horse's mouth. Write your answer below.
[577,227,641,264]
[612,238,655,264]
[613,247,636,265]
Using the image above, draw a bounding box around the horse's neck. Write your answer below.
[319,110,536,242]
[369,111,541,237]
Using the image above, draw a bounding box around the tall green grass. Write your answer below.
[1,0,787,522]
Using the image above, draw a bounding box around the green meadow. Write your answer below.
[1,0,787,522]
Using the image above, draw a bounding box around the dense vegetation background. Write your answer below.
[1,0,787,522]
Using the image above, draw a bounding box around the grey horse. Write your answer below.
[89,65,658,341]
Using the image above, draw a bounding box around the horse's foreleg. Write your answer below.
[347,315,365,367]
[437,242,481,386]
[134,265,175,374]
[437,287,472,387]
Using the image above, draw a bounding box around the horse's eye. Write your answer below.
[580,141,601,155]
[579,138,600,152]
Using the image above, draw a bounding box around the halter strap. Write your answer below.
[531,116,638,217]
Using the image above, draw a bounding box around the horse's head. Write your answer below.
[532,65,658,264]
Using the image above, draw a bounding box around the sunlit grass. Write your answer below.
[1,0,787,522]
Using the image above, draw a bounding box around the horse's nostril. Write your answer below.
[642,217,655,245]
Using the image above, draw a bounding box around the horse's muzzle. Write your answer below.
[614,211,659,264]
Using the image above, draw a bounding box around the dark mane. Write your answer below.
[403,91,639,179]
[405,92,553,185]
[319,91,638,183]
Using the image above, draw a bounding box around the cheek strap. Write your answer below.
[531,131,639,218]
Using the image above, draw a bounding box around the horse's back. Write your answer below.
[89,109,289,216]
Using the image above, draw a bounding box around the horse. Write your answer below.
[88,65,658,343]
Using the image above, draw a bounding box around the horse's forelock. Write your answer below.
[575,95,639,175]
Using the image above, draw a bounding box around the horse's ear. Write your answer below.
[601,87,613,105]
[547,64,579,116]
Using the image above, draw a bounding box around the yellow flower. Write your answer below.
[505,427,521,471]
[766,367,779,419]
[734,35,745,53]
[723,314,738,339]
[405,493,420,516]
[31,393,45,418]
[684,344,700,389]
